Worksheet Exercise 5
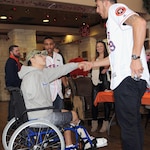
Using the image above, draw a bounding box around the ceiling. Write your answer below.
[0,0,103,42]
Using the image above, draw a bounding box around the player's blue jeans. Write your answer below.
[114,76,147,150]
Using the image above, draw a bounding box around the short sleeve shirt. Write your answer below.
[107,3,150,89]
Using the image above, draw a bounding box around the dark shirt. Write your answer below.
[99,67,110,90]
[5,58,22,87]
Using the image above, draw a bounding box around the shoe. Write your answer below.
[96,138,108,148]
[99,120,109,133]
[65,144,77,150]
[84,138,108,149]
[91,120,98,132]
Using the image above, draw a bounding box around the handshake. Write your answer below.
[77,57,109,71]
[77,61,94,71]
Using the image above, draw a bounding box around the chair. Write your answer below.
[68,76,93,120]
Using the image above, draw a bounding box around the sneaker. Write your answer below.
[84,138,108,150]
[65,144,77,150]
[96,138,108,148]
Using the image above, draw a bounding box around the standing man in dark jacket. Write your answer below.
[5,45,22,121]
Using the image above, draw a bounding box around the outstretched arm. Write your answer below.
[80,57,110,71]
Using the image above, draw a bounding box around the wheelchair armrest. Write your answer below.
[17,106,55,122]
[5,86,20,92]
[26,106,55,112]
[21,106,55,118]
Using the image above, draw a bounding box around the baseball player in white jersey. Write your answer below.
[82,0,150,150]
[107,3,149,90]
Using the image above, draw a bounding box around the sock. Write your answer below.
[66,144,74,148]
[70,120,81,127]
[65,144,76,150]
[77,127,94,142]
[76,120,81,126]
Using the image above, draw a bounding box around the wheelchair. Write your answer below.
[2,87,97,150]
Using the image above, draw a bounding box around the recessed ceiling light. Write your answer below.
[0,16,7,19]
[43,19,49,23]
[82,22,86,25]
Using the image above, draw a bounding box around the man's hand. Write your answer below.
[78,61,93,71]
[130,59,144,79]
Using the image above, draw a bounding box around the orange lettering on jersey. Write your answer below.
[115,7,126,16]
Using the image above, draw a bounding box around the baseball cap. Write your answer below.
[26,50,42,63]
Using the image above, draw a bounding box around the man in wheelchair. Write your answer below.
[18,50,108,149]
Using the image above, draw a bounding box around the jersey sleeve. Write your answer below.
[109,3,138,30]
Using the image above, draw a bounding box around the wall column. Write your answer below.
[0,29,36,101]
[8,29,36,57]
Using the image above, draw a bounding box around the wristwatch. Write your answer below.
[131,54,140,60]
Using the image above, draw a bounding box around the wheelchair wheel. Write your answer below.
[8,120,65,150]
[2,117,19,150]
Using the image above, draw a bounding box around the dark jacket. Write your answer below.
[5,58,22,87]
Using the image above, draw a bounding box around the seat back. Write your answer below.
[68,77,93,120]
[68,77,77,98]
[7,87,28,122]
[74,77,92,96]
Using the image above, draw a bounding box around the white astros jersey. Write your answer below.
[46,52,64,101]
[106,3,150,90]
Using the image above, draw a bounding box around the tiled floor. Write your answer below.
[0,101,150,150]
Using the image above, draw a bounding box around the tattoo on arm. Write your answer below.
[124,14,139,26]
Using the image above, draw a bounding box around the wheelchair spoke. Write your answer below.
[8,120,65,150]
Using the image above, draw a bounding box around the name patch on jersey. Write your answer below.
[115,7,126,16]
